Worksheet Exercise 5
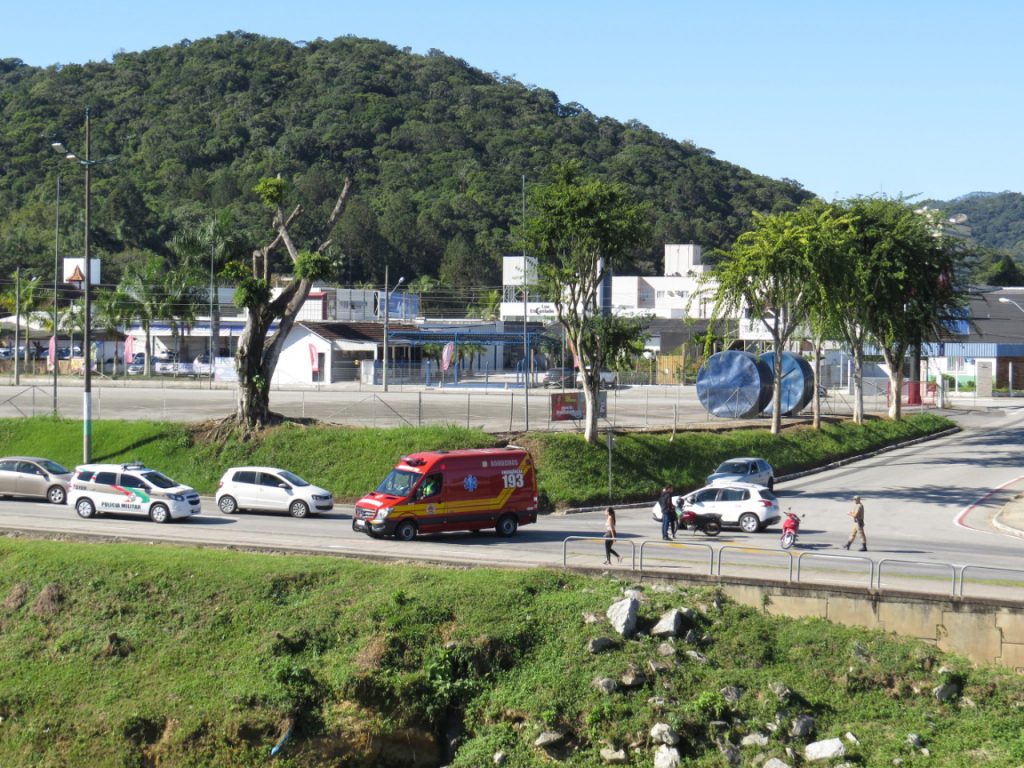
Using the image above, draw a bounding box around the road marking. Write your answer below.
[955,474,1024,533]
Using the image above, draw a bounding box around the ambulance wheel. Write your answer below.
[75,498,96,519]
[496,514,518,537]
[395,520,417,542]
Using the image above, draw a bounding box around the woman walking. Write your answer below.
[603,506,622,565]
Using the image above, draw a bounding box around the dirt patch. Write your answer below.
[2,582,29,611]
[31,583,65,617]
[354,634,388,675]
[101,632,133,659]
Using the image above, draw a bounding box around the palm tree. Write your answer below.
[120,255,172,376]
[170,212,245,361]
[93,287,134,377]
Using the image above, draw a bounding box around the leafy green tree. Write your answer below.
[231,176,351,429]
[170,211,246,358]
[978,252,1024,286]
[843,198,964,420]
[708,209,817,434]
[120,255,172,376]
[93,286,134,377]
[522,162,649,443]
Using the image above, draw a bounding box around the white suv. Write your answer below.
[216,466,333,518]
[68,463,201,523]
[652,482,780,533]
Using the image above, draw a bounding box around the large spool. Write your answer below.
[696,351,773,419]
[761,352,814,416]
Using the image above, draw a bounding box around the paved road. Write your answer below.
[1,378,1021,598]
[0,400,1021,599]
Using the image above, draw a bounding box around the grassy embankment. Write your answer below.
[0,412,954,508]
[1,539,1022,767]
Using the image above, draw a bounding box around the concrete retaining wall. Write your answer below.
[652,575,1024,671]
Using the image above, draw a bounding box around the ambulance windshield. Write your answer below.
[376,469,419,496]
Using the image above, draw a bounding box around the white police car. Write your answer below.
[67,462,201,523]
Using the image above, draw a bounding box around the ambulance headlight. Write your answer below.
[376,507,392,521]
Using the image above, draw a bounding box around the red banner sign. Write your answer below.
[549,392,606,421]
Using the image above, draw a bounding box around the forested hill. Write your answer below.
[0,32,811,289]
[929,192,1024,260]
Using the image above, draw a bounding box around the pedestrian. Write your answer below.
[603,506,622,565]
[842,494,867,551]
[658,485,675,540]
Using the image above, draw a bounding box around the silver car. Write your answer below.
[0,456,73,504]
[706,457,775,491]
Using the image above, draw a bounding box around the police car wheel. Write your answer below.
[496,514,518,537]
[289,500,309,518]
[150,503,171,524]
[75,498,96,519]
[395,520,417,542]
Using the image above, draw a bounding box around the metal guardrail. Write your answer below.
[562,535,1024,600]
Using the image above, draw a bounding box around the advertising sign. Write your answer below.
[549,392,606,421]
[441,341,455,372]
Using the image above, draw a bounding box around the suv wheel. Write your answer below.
[738,513,760,533]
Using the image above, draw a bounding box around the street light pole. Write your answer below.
[52,107,94,463]
[382,267,404,393]
[14,265,20,386]
[53,172,60,414]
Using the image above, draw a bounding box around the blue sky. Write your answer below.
[4,0,1021,202]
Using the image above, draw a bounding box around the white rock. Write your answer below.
[804,737,845,761]
[763,759,792,768]
[493,750,507,765]
[741,732,769,747]
[653,744,682,768]
[652,609,683,637]
[600,746,629,764]
[593,677,618,694]
[606,597,639,637]
[844,731,859,744]
[649,722,679,745]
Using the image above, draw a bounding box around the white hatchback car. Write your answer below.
[216,467,333,518]
[651,482,781,533]
[68,463,201,523]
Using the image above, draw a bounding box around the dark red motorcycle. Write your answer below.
[678,507,722,537]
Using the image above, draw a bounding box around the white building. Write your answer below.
[499,244,718,322]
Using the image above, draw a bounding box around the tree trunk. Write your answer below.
[235,309,274,428]
[811,341,822,430]
[882,347,905,420]
[582,373,599,443]
[851,349,865,424]
[770,344,783,435]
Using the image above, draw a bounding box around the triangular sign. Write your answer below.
[68,265,85,283]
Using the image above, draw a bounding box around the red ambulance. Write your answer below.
[352,447,538,541]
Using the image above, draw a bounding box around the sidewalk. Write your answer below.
[994,493,1024,540]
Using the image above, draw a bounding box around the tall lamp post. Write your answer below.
[382,267,404,393]
[53,172,60,414]
[52,108,96,463]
